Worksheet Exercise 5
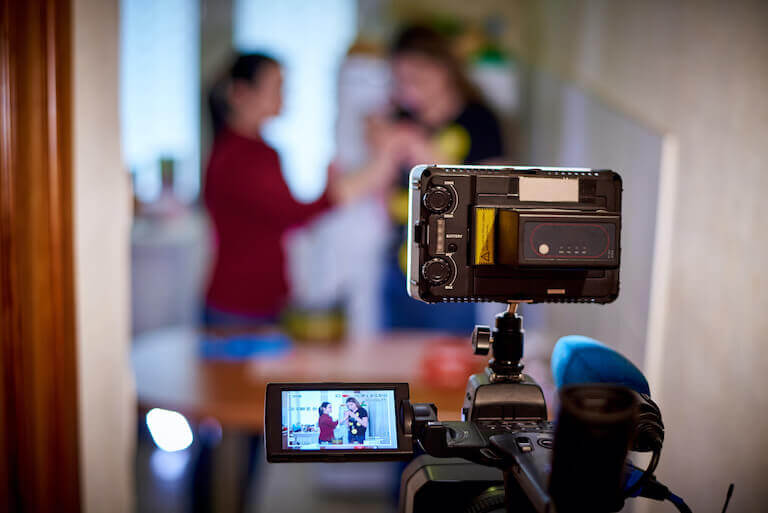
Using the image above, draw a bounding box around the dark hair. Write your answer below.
[318,402,331,417]
[345,397,361,410]
[229,53,279,83]
[390,25,481,103]
[208,53,280,136]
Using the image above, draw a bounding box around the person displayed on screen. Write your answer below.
[341,397,368,444]
[317,402,338,444]
[203,53,400,327]
[370,25,506,333]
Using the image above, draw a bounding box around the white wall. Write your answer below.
[518,70,664,370]
[517,1,768,511]
[73,0,135,511]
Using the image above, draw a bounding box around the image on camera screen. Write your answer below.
[281,390,398,451]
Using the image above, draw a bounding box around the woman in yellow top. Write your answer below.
[372,25,506,333]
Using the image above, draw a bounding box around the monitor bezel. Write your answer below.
[265,382,413,462]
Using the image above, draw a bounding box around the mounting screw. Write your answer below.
[472,326,492,355]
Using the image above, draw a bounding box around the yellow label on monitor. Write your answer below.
[497,210,520,265]
[474,208,496,265]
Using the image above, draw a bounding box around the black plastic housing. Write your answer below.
[399,456,504,513]
[407,165,622,304]
[265,382,413,462]
[548,385,638,512]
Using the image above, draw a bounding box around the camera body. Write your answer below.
[407,165,622,304]
[265,165,637,513]
[407,417,557,512]
[399,419,557,513]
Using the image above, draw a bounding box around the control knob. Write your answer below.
[472,326,492,355]
[422,257,453,286]
[423,186,453,213]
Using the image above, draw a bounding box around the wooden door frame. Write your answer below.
[0,0,80,511]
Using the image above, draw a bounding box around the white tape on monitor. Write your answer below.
[519,176,579,202]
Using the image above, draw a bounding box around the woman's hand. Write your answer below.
[329,115,436,205]
[398,125,446,166]
[328,152,400,205]
[366,116,403,158]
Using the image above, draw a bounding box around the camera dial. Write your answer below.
[423,185,453,213]
[422,257,453,286]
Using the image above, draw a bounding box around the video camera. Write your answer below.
[266,166,685,513]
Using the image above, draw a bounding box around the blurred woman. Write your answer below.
[375,26,506,333]
[204,54,399,327]
[317,401,338,444]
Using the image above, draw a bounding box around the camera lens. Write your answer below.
[423,186,453,213]
[422,257,453,286]
[549,384,638,512]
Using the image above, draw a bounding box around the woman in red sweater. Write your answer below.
[317,402,338,444]
[204,54,400,326]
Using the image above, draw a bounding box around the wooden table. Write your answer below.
[132,326,491,432]
[132,327,557,513]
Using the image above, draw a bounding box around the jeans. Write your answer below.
[380,260,476,335]
[201,304,277,328]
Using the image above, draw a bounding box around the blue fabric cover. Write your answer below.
[551,335,650,396]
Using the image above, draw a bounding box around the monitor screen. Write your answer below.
[280,389,398,451]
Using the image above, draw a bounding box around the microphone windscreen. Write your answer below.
[551,335,650,396]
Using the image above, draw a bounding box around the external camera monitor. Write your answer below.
[407,165,622,304]
[265,383,413,462]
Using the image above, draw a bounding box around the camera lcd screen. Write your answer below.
[281,389,398,451]
[265,383,412,462]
